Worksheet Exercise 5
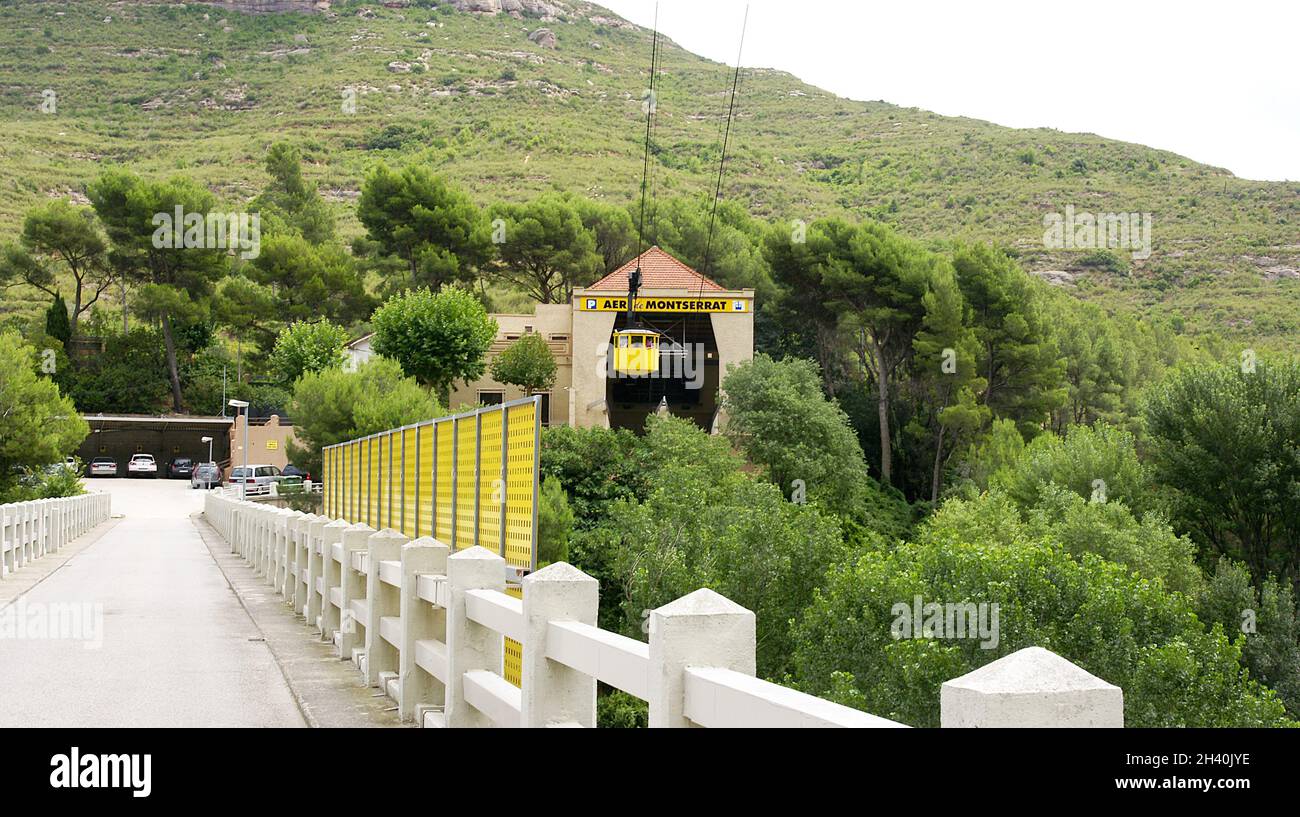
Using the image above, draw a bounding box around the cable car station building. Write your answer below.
[449,247,754,432]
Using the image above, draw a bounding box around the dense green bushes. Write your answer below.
[0,329,87,502]
[791,519,1293,728]
[286,357,441,478]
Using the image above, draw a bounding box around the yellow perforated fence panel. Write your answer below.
[418,425,435,539]
[478,410,503,555]
[505,584,523,687]
[455,417,478,548]
[322,398,540,690]
[401,427,417,538]
[504,401,537,570]
[435,421,454,544]
[323,397,539,569]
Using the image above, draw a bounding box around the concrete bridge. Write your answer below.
[0,483,1124,728]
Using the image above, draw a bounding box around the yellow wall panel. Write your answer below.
[367,437,379,527]
[504,584,523,687]
[504,402,537,571]
[435,422,454,543]
[402,427,418,538]
[478,410,503,556]
[455,417,478,549]
[418,423,435,539]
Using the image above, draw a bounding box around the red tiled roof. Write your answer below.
[587,247,725,292]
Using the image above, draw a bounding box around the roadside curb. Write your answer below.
[192,511,407,729]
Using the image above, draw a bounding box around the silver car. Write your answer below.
[225,464,282,497]
[191,462,222,490]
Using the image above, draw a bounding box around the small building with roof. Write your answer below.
[449,246,755,432]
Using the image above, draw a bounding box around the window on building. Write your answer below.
[538,393,551,427]
[479,392,504,406]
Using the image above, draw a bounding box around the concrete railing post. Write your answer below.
[305,516,329,627]
[284,512,308,601]
[522,562,599,728]
[276,510,298,593]
[398,537,448,722]
[2,505,9,579]
[364,528,408,687]
[648,588,756,728]
[338,523,375,661]
[445,547,506,729]
[940,646,1124,728]
[318,520,352,640]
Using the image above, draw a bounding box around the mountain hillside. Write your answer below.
[1,0,1297,347]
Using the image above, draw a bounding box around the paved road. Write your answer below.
[0,478,306,727]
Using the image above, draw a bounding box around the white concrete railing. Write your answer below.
[1,493,112,579]
[204,491,1124,728]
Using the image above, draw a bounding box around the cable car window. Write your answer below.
[631,336,643,348]
[618,335,629,348]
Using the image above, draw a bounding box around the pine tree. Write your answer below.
[45,292,72,345]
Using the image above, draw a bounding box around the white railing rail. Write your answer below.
[204,490,1124,728]
[1,493,112,580]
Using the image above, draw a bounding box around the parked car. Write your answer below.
[168,457,195,480]
[225,464,282,496]
[280,464,310,482]
[89,457,119,478]
[45,457,80,476]
[278,464,311,489]
[127,454,158,479]
[190,462,222,490]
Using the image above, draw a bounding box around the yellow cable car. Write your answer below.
[612,329,660,375]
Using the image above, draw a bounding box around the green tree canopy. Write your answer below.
[45,293,72,345]
[286,357,441,478]
[580,415,847,678]
[489,332,557,395]
[991,422,1157,517]
[0,329,88,500]
[370,287,497,402]
[488,194,602,303]
[252,142,336,245]
[0,200,112,336]
[65,328,171,414]
[952,243,1066,434]
[720,354,911,541]
[87,171,228,412]
[356,163,493,292]
[572,196,637,275]
[245,233,371,346]
[1145,358,1300,590]
[792,501,1293,728]
[269,320,349,385]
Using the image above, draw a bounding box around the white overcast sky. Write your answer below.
[598,0,1300,182]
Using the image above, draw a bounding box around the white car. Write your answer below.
[89,457,119,477]
[127,454,158,479]
[225,464,282,497]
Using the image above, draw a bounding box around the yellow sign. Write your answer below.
[266,440,278,450]
[577,295,750,313]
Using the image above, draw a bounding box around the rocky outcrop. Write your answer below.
[454,0,565,19]
[528,27,557,48]
[186,1,327,13]
[1030,270,1077,287]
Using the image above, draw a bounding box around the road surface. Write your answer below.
[0,478,307,727]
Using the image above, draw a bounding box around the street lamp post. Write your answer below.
[228,400,250,500]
